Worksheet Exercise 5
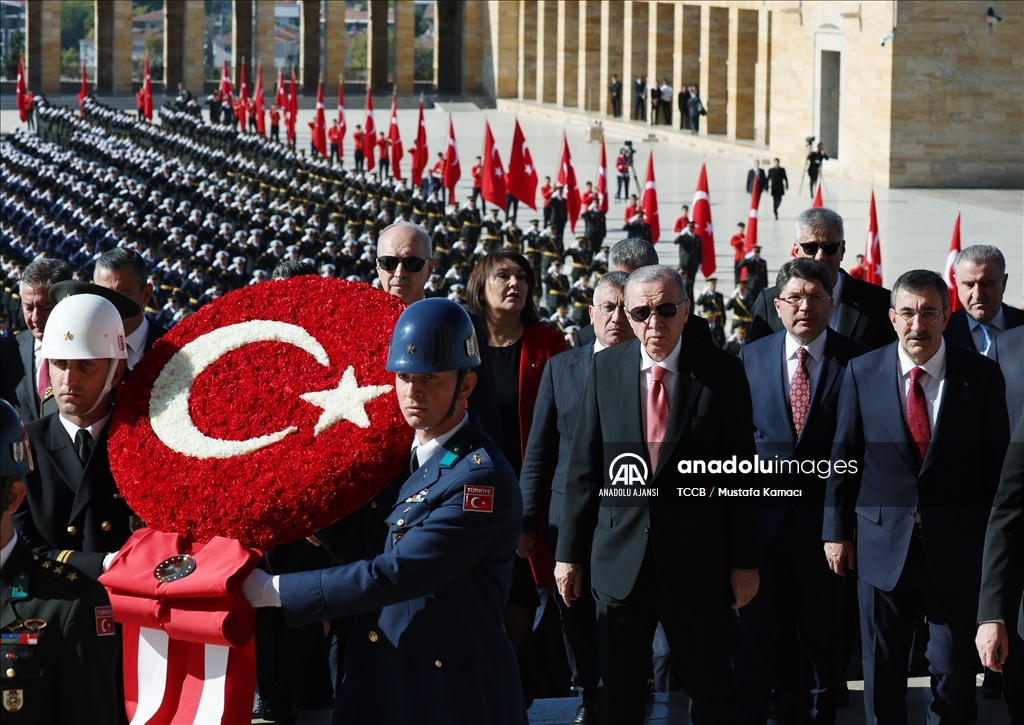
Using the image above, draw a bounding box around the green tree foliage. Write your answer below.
[61,47,81,79]
[2,29,24,80]
[61,0,95,51]
[414,45,433,82]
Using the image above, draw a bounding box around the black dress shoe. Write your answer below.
[837,680,850,709]
[981,668,1002,699]
[960,698,978,723]
[569,705,594,725]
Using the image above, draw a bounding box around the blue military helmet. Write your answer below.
[386,298,481,374]
[1,399,34,510]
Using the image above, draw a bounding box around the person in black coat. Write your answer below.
[633,76,647,121]
[609,75,623,118]
[745,160,767,207]
[766,158,789,220]
[942,244,1024,356]
[677,88,691,130]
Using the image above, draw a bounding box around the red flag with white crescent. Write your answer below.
[313,78,327,156]
[596,138,609,213]
[864,191,883,286]
[506,119,538,210]
[363,88,376,172]
[220,60,232,98]
[641,152,660,243]
[16,55,27,123]
[410,99,428,185]
[388,91,403,180]
[443,115,461,196]
[275,69,286,114]
[691,163,716,277]
[286,71,297,142]
[481,120,507,211]
[337,79,346,156]
[944,210,962,313]
[744,175,759,254]
[238,61,248,130]
[557,134,581,233]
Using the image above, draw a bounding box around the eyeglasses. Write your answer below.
[596,302,626,316]
[627,301,686,323]
[799,242,842,256]
[779,294,832,307]
[377,256,428,273]
[895,308,945,322]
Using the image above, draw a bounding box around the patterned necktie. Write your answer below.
[979,322,993,356]
[75,429,93,465]
[647,366,670,469]
[37,355,50,402]
[790,347,810,437]
[907,367,931,465]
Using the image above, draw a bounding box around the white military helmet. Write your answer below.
[41,294,128,362]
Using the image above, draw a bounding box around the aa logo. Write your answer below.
[608,453,649,486]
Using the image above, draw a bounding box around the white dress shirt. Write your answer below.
[896,338,947,432]
[639,337,683,437]
[413,411,469,468]
[783,330,828,400]
[34,338,45,393]
[124,316,150,369]
[58,411,111,447]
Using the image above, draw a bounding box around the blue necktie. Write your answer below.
[979,322,993,355]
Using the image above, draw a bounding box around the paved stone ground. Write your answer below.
[2,93,1021,306]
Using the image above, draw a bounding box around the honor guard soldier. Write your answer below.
[568,236,592,282]
[502,219,524,252]
[569,275,594,328]
[726,280,754,333]
[244,298,527,725]
[544,263,571,312]
[1,399,120,723]
[458,198,482,246]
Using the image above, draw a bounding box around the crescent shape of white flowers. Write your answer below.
[149,320,391,459]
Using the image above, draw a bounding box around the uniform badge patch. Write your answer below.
[95,606,115,636]
[463,485,494,512]
[3,689,23,712]
[404,488,429,503]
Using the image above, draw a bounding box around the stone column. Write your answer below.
[754,9,772,145]
[164,0,184,91]
[727,8,758,140]
[556,1,579,107]
[367,0,388,91]
[300,0,320,92]
[182,1,206,93]
[622,1,649,121]
[699,5,728,135]
[461,0,484,94]
[535,1,558,103]
[254,0,276,71]
[577,1,601,111]
[486,0,519,98]
[434,1,461,94]
[672,3,701,112]
[647,1,674,125]
[598,1,624,115]
[232,0,253,87]
[518,0,538,100]
[394,0,415,94]
[95,0,133,94]
[26,0,61,95]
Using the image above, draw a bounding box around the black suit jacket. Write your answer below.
[994,325,1024,429]
[739,328,870,545]
[11,330,42,423]
[943,304,1024,354]
[575,313,713,348]
[749,269,897,350]
[746,168,767,195]
[556,337,760,605]
[979,410,1024,639]
[766,167,788,197]
[0,334,21,407]
[13,414,136,579]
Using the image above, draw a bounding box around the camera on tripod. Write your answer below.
[805,136,816,148]
[622,140,637,165]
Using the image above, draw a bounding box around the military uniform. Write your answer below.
[278,413,527,725]
[1,534,119,723]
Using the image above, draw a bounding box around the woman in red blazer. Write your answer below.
[467,248,565,707]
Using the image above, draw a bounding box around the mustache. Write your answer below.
[905,331,931,340]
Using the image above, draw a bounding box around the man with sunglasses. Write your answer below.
[748,207,896,350]
[557,265,760,725]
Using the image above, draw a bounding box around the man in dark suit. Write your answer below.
[735,259,870,725]
[675,220,703,284]
[993,325,1024,428]
[746,160,767,207]
[633,75,647,121]
[10,259,71,424]
[556,265,760,725]
[609,75,622,118]
[520,271,633,725]
[944,244,1024,357]
[977,410,1024,723]
[749,207,896,350]
[823,270,1010,724]
[93,248,167,369]
[677,87,691,130]
[766,158,788,220]
[740,246,769,300]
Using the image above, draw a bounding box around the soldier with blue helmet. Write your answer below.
[244,298,527,725]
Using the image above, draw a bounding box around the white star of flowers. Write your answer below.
[300,366,392,435]
[524,164,532,175]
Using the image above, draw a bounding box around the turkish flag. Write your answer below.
[944,210,962,313]
[443,115,461,197]
[596,139,610,213]
[76,60,89,117]
[15,55,27,122]
[142,56,153,121]
[275,69,286,114]
[410,99,428,185]
[312,78,327,157]
[388,92,403,179]
[287,71,298,143]
[238,61,248,130]
[506,119,538,210]
[253,65,266,135]
[864,191,883,286]
[812,182,823,208]
[481,120,507,211]
[744,175,759,254]
[691,163,716,278]
[641,152,660,243]
[363,88,376,172]
[557,134,581,233]
[220,60,232,98]
[337,79,346,156]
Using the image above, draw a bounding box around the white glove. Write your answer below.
[102,551,118,573]
[242,568,282,608]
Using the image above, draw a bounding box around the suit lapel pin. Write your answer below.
[963,380,969,387]
[689,372,696,381]
[831,356,839,364]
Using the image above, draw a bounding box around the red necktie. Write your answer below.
[37,355,51,402]
[647,365,669,469]
[907,367,931,465]
[790,347,810,437]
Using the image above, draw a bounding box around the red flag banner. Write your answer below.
[443,115,461,197]
[812,182,823,208]
[312,78,327,157]
[275,70,286,117]
[363,88,376,172]
[410,99,428,186]
[287,71,298,143]
[254,65,266,135]
[944,210,963,313]
[77,61,89,117]
[596,139,609,213]
[143,57,153,120]
[388,92,403,180]
[692,163,716,278]
[337,79,347,157]
[745,175,759,254]
[238,61,249,130]
[557,135,581,233]
[641,152,660,243]
[864,191,882,286]
[506,119,538,210]
[481,120,507,211]
[220,60,232,98]
[16,55,28,123]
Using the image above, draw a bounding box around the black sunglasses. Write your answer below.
[377,256,428,272]
[627,301,685,323]
[799,242,841,256]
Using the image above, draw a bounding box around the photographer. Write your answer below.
[806,140,828,199]
[615,148,631,202]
